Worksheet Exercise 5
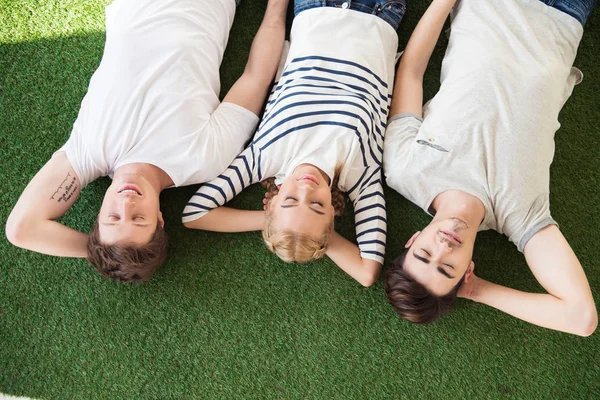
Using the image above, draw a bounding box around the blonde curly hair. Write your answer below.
[260,175,346,264]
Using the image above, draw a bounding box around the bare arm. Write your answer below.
[326,231,382,287]
[460,226,597,336]
[183,207,265,232]
[6,152,88,257]
[389,0,456,118]
[222,0,289,115]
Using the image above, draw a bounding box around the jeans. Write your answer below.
[539,0,596,25]
[294,0,407,31]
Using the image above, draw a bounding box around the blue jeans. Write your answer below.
[294,0,407,31]
[539,0,596,25]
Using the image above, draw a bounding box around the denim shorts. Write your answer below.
[539,0,596,25]
[294,0,407,31]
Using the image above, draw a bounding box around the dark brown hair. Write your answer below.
[87,220,168,283]
[384,250,464,324]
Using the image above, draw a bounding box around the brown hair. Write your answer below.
[384,250,464,324]
[260,175,345,263]
[86,220,168,283]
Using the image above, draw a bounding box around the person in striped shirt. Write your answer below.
[182,0,407,286]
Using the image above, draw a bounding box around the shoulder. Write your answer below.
[499,194,555,252]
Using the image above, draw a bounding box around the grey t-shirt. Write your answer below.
[384,0,583,251]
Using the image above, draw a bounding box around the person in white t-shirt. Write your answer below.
[181,0,407,286]
[6,0,290,282]
[382,0,597,335]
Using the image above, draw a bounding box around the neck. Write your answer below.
[113,163,174,192]
[430,190,486,230]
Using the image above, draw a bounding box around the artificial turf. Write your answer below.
[1,0,599,398]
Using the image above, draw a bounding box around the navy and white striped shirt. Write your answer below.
[182,8,398,263]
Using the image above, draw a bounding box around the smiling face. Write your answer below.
[403,218,476,296]
[268,164,335,237]
[97,173,163,246]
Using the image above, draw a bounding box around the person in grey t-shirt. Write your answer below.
[382,0,597,335]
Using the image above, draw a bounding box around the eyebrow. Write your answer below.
[413,252,455,279]
[280,204,325,215]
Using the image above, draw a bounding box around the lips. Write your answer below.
[118,184,142,196]
[441,230,462,245]
[297,174,319,185]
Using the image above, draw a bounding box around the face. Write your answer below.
[268,164,335,237]
[403,218,475,296]
[98,173,163,246]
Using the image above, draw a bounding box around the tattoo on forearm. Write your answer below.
[50,172,78,203]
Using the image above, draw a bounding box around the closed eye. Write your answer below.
[420,248,431,256]
[311,201,324,207]
[437,267,454,279]
[281,196,298,209]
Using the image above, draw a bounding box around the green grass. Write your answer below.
[1,1,599,398]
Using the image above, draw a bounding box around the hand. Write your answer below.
[458,273,482,301]
[262,185,280,210]
[262,192,272,210]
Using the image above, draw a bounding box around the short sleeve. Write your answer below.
[383,114,422,191]
[502,195,558,252]
[55,132,105,189]
[200,102,260,177]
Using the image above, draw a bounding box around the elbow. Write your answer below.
[359,279,376,288]
[358,271,381,288]
[5,212,30,248]
[356,261,383,287]
[183,220,201,230]
[575,303,598,337]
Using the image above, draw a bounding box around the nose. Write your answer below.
[117,197,137,215]
[123,197,136,206]
[436,237,454,254]
[297,181,316,193]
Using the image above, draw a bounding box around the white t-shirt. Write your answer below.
[183,8,399,263]
[384,0,583,251]
[58,0,259,188]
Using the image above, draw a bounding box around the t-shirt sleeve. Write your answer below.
[182,145,258,223]
[199,102,260,179]
[383,114,422,191]
[502,194,558,252]
[55,130,106,189]
[346,167,387,264]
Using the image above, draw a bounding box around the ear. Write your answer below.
[464,260,475,283]
[405,231,421,248]
[158,211,165,228]
[266,194,278,215]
